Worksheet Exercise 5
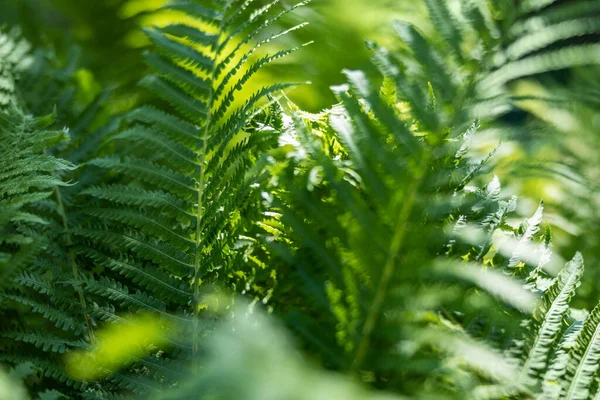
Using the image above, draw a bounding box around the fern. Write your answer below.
[247,0,600,396]
[0,98,73,293]
[0,27,31,107]
[43,0,312,396]
[490,247,600,400]
[1,0,600,398]
[511,252,584,389]
[255,56,533,397]
[0,32,121,398]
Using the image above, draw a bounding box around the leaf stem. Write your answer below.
[351,152,430,371]
[192,2,230,361]
[54,186,96,344]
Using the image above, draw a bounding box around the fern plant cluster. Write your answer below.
[1,0,600,399]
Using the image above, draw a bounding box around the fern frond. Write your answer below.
[139,74,209,120]
[78,1,310,373]
[540,320,585,399]
[73,228,193,276]
[513,2,600,37]
[82,184,194,222]
[481,45,600,91]
[0,28,32,106]
[108,372,158,396]
[75,246,192,305]
[392,20,456,101]
[514,253,584,389]
[83,208,194,251]
[4,293,84,335]
[0,354,88,391]
[1,331,88,353]
[127,106,203,148]
[506,18,600,61]
[160,1,223,25]
[115,126,201,173]
[81,276,187,323]
[88,157,197,198]
[5,0,598,398]
[0,97,72,295]
[423,0,464,62]
[561,304,600,399]
[508,201,544,268]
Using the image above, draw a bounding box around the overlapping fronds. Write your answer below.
[0,36,120,399]
[510,252,584,389]
[246,0,600,397]
[54,0,311,396]
[0,64,88,398]
[254,46,550,396]
[496,249,600,400]
[0,105,73,292]
[2,0,600,399]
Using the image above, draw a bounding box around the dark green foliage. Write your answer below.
[0,100,72,293]
[0,27,118,399]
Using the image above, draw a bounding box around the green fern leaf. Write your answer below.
[562,304,600,399]
[515,253,584,389]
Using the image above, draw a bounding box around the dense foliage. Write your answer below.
[1,0,600,399]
